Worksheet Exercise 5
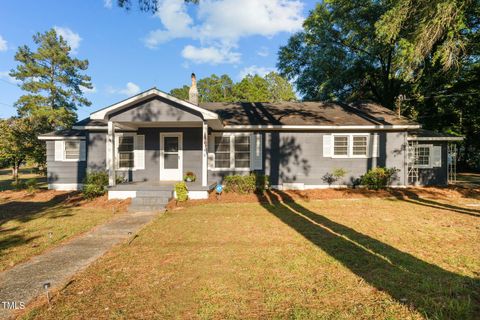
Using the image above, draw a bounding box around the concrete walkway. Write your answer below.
[0,210,159,319]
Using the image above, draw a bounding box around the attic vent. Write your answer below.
[375,117,385,121]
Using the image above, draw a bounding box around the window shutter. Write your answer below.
[79,141,86,161]
[371,133,379,158]
[323,135,332,157]
[55,141,64,161]
[432,146,442,167]
[250,133,263,170]
[134,134,145,170]
[208,135,215,168]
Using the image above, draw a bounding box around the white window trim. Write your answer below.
[210,132,252,172]
[413,144,433,169]
[331,133,370,158]
[63,141,81,162]
[116,132,136,171]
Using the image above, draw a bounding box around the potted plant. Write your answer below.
[184,171,196,182]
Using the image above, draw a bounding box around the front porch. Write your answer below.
[108,180,216,201]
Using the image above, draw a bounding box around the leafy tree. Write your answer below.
[233,74,270,102]
[375,0,478,74]
[0,118,37,182]
[264,72,296,102]
[170,72,296,103]
[278,0,401,107]
[10,29,93,129]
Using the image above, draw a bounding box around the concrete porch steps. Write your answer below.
[128,190,173,212]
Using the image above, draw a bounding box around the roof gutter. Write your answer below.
[38,136,85,140]
[219,124,421,131]
[407,136,464,141]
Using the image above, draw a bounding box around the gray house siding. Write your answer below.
[416,142,448,186]
[109,97,203,122]
[209,130,408,187]
[46,141,87,185]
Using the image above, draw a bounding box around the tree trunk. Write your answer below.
[12,164,18,183]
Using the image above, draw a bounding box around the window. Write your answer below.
[333,136,349,156]
[415,145,431,167]
[234,135,250,168]
[64,141,80,160]
[118,136,134,169]
[214,136,230,168]
[213,134,251,169]
[352,136,368,156]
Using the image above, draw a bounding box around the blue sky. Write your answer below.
[0,0,316,121]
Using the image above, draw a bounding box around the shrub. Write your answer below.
[224,173,269,194]
[360,167,399,190]
[83,171,109,199]
[25,178,38,193]
[175,182,188,202]
[322,168,347,186]
[183,171,196,182]
[11,180,26,190]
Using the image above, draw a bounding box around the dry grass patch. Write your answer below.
[0,190,128,271]
[22,191,480,319]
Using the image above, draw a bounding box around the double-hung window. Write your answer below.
[414,145,431,168]
[118,136,134,169]
[332,134,369,158]
[333,136,349,156]
[214,134,251,169]
[64,141,81,160]
[352,136,368,156]
[214,136,231,168]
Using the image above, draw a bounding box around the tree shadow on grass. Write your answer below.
[0,193,75,227]
[390,189,480,218]
[260,190,480,319]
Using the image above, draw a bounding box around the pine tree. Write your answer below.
[10,28,93,129]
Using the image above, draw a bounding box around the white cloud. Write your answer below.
[144,0,304,64]
[238,65,276,79]
[104,0,113,8]
[107,82,141,96]
[182,45,240,64]
[54,26,82,54]
[0,71,20,84]
[257,46,269,57]
[0,35,7,52]
[80,85,96,94]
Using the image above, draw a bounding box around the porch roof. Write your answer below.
[407,129,464,141]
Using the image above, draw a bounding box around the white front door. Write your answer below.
[160,133,183,181]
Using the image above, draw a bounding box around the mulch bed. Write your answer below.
[166,185,480,210]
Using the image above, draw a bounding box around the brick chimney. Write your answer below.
[189,73,198,105]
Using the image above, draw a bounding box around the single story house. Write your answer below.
[39,74,462,210]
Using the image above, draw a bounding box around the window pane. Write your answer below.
[234,135,250,168]
[119,152,134,168]
[215,136,231,168]
[415,146,430,166]
[118,136,134,168]
[353,136,367,156]
[118,136,134,152]
[164,154,178,169]
[65,141,80,159]
[333,136,348,156]
[164,137,178,153]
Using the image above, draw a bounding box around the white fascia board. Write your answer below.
[407,136,464,141]
[38,136,86,140]
[90,88,219,121]
[220,124,421,131]
[72,126,107,130]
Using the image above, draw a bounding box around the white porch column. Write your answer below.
[107,121,116,186]
[202,121,208,187]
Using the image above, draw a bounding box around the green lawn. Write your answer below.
[0,191,116,272]
[0,167,47,191]
[22,190,480,319]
